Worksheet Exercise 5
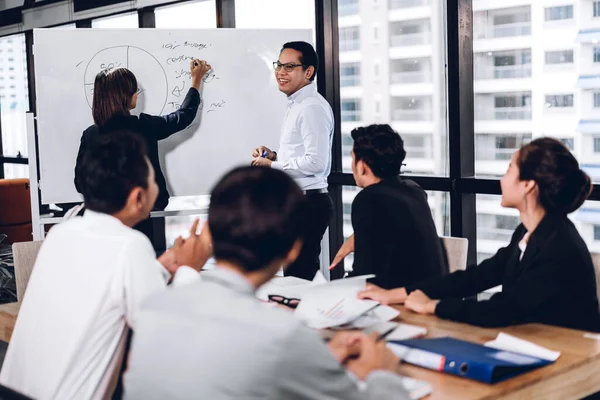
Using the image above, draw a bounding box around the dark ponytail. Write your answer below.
[518,138,592,215]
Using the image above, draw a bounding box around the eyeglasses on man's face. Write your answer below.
[272,61,305,73]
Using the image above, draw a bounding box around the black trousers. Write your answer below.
[284,192,333,280]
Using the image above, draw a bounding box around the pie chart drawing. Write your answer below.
[84,45,169,116]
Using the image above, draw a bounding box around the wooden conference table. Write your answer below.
[392,306,600,399]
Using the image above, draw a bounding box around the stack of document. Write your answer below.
[257,272,401,329]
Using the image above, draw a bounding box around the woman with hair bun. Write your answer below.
[359,138,600,332]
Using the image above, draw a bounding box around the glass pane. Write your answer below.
[155,0,217,28]
[476,194,520,264]
[474,3,600,180]
[3,165,28,179]
[0,34,29,179]
[477,195,600,263]
[91,12,138,28]
[235,0,315,30]
[341,185,450,272]
[339,0,448,176]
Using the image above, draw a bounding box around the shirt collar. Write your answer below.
[83,209,128,228]
[201,266,256,297]
[288,82,316,105]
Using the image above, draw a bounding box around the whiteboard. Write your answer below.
[33,28,312,204]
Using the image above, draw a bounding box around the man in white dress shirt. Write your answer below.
[252,41,334,280]
[0,132,209,400]
[124,166,410,400]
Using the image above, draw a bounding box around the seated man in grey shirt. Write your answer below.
[124,166,410,400]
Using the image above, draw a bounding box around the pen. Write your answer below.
[262,151,269,158]
[377,325,397,342]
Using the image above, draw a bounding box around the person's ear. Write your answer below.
[126,187,146,214]
[305,66,314,80]
[523,179,537,196]
[357,160,368,177]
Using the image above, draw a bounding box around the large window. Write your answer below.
[235,0,315,29]
[0,34,29,179]
[594,1,600,17]
[91,12,138,28]
[155,0,217,28]
[595,92,600,108]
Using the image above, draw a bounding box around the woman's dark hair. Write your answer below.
[208,166,307,272]
[281,41,319,81]
[79,130,150,214]
[351,124,406,179]
[518,137,592,214]
[92,68,137,127]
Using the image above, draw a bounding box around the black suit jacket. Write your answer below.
[75,88,201,210]
[408,213,600,332]
[348,177,448,289]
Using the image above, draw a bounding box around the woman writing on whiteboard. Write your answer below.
[74,59,211,249]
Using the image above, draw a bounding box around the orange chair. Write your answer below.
[0,179,33,244]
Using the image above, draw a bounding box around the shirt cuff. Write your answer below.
[271,161,284,170]
[171,266,200,286]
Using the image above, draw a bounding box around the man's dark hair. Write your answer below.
[77,130,150,214]
[282,41,319,81]
[351,124,406,179]
[209,167,307,272]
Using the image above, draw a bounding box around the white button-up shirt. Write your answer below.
[271,83,334,191]
[0,210,197,400]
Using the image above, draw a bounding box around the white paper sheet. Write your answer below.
[484,332,561,361]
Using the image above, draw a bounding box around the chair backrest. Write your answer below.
[591,253,600,312]
[441,236,468,273]
[12,241,43,303]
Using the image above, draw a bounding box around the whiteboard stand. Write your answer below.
[26,112,43,241]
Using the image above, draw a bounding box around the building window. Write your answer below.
[595,47,600,63]
[595,1,600,17]
[340,26,360,52]
[477,214,520,242]
[545,94,574,108]
[594,225,600,241]
[594,137,600,153]
[341,99,361,121]
[559,138,574,151]
[403,135,429,159]
[544,5,573,21]
[545,50,573,65]
[340,63,360,87]
[476,133,531,161]
[594,92,600,108]
[339,0,359,17]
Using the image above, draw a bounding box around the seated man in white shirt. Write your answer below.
[124,166,410,400]
[0,131,210,400]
